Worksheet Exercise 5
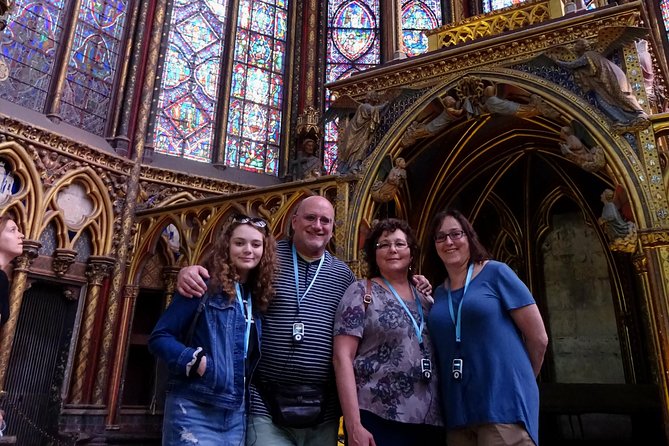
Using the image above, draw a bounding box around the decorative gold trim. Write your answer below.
[0,116,250,195]
[639,230,669,248]
[328,3,641,98]
[426,0,552,50]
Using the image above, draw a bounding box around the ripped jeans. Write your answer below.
[162,393,246,446]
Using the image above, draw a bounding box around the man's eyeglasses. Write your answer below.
[232,214,268,229]
[434,230,466,243]
[299,214,333,226]
[376,240,410,251]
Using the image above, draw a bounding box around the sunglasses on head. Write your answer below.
[232,214,268,229]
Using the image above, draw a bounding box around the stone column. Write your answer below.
[93,0,168,426]
[69,256,115,404]
[43,0,83,122]
[0,240,40,389]
[638,230,669,441]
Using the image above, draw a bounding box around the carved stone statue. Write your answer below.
[559,121,606,172]
[337,91,388,173]
[401,96,463,146]
[371,157,407,203]
[598,188,637,253]
[482,85,559,119]
[290,138,324,180]
[546,32,650,133]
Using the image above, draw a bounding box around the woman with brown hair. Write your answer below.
[427,209,547,446]
[333,218,443,446]
[150,215,277,446]
[0,215,24,326]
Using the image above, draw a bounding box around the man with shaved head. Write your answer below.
[176,196,430,445]
[177,196,355,445]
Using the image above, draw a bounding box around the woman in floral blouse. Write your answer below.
[333,218,443,446]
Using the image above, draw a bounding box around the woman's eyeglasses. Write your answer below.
[376,240,409,251]
[232,214,268,228]
[434,230,466,243]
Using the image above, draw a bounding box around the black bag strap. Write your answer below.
[184,293,209,346]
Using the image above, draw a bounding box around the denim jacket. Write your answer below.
[149,290,262,409]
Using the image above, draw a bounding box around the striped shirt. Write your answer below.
[250,239,356,421]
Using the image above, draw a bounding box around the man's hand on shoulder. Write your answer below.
[177,265,210,297]
[412,274,432,297]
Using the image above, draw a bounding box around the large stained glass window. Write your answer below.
[60,0,128,136]
[662,0,669,34]
[154,0,228,162]
[324,0,380,173]
[223,0,289,174]
[482,0,525,13]
[0,1,66,112]
[402,0,441,57]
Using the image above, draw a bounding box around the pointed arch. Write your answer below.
[0,141,44,239]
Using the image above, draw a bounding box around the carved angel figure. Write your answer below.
[482,85,560,119]
[559,120,606,172]
[544,27,650,133]
[371,157,407,203]
[327,88,418,174]
[598,188,637,253]
[401,96,464,147]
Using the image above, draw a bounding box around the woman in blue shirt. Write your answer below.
[426,209,548,446]
[150,215,276,446]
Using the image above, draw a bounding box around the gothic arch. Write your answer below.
[345,68,654,256]
[0,141,44,238]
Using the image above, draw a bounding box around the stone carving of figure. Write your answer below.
[559,121,606,172]
[371,157,407,203]
[401,96,463,147]
[290,138,324,180]
[636,40,655,105]
[482,85,560,119]
[598,188,637,253]
[549,37,650,133]
[337,91,388,173]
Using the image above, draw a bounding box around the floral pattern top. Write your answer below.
[334,279,442,426]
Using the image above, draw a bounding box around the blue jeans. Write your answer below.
[245,414,339,446]
[162,393,246,446]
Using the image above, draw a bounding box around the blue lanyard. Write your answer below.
[234,282,253,359]
[291,244,325,309]
[382,278,425,346]
[447,263,474,344]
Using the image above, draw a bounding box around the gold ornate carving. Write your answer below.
[329,4,641,98]
[85,256,115,286]
[639,230,669,248]
[426,0,551,50]
[632,253,647,273]
[296,106,321,140]
[0,117,249,196]
[52,248,77,277]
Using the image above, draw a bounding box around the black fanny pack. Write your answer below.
[258,381,326,428]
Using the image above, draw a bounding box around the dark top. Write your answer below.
[0,270,9,326]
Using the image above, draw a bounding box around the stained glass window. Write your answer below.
[482,0,525,13]
[324,0,380,173]
[402,0,440,57]
[662,0,669,34]
[154,0,229,162]
[223,0,289,174]
[60,0,128,136]
[0,0,66,112]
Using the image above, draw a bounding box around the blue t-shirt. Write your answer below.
[427,260,539,445]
